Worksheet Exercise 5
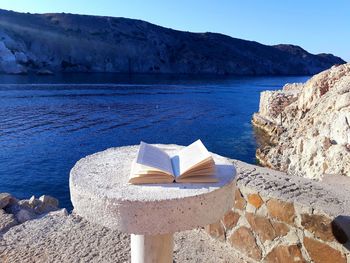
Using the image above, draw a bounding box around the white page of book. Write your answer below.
[136,142,174,175]
[171,139,211,177]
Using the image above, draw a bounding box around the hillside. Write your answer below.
[0,9,345,75]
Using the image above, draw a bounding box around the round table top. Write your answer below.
[70,144,236,235]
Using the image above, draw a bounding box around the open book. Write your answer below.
[129,140,217,184]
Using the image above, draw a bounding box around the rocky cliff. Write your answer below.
[0,9,345,75]
[252,63,350,179]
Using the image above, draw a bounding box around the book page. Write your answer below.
[136,142,174,175]
[171,139,212,177]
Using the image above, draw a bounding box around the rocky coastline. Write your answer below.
[0,193,66,233]
[252,63,350,179]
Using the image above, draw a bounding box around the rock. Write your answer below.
[245,213,288,242]
[221,210,240,230]
[304,237,346,263]
[28,195,60,214]
[267,199,295,225]
[253,63,350,179]
[0,193,12,209]
[234,189,246,210]
[257,89,300,124]
[36,69,54,75]
[48,208,68,217]
[246,212,275,241]
[265,245,305,263]
[39,195,59,208]
[0,41,25,74]
[271,220,289,237]
[301,213,335,242]
[0,9,345,75]
[247,193,264,208]
[28,195,41,208]
[228,226,262,260]
[15,209,37,223]
[0,209,18,233]
[204,221,225,241]
[14,51,28,63]
[18,199,31,209]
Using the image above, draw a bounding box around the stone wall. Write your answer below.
[205,160,350,263]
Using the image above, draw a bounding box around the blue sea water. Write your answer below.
[0,73,309,210]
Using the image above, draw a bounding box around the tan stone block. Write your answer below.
[228,226,262,261]
[265,245,306,263]
[301,213,335,242]
[246,212,276,242]
[222,210,240,230]
[234,188,246,210]
[267,199,295,224]
[247,193,264,209]
[204,221,225,241]
[271,220,289,237]
[304,237,346,263]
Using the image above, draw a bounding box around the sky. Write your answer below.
[0,0,349,61]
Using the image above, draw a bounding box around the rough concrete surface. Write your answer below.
[70,145,236,235]
[233,159,350,218]
[0,213,246,263]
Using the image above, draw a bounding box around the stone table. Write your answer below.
[70,144,236,263]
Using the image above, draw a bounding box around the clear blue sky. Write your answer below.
[1,0,349,61]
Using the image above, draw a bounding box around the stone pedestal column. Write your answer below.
[70,144,236,262]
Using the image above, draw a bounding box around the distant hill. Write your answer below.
[0,9,345,75]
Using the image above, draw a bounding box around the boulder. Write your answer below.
[253,63,350,179]
[0,209,18,233]
[0,41,25,74]
[0,193,12,209]
[15,208,36,223]
[39,195,59,208]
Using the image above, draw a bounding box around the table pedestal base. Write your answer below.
[131,233,174,263]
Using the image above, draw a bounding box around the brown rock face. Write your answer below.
[301,214,335,241]
[267,199,295,224]
[222,210,240,230]
[246,213,276,242]
[271,220,289,237]
[234,189,246,210]
[246,213,289,242]
[204,221,225,241]
[247,193,264,208]
[265,245,305,263]
[304,237,346,263]
[228,226,262,260]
